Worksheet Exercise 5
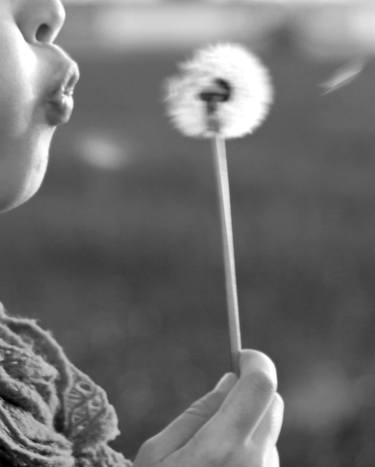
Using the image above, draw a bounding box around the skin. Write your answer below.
[0,0,76,211]
[0,1,284,465]
[134,350,284,467]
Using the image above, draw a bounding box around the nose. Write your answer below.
[18,0,66,45]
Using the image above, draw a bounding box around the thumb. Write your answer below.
[148,373,237,459]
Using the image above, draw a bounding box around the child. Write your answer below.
[0,1,283,466]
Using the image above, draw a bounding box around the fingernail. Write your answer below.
[214,373,237,392]
[239,350,277,386]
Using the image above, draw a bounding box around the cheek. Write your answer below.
[0,35,37,138]
[0,128,55,212]
[0,24,52,211]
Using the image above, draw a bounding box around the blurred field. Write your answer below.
[1,43,375,465]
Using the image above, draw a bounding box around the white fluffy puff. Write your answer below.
[164,43,273,139]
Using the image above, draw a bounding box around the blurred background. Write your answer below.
[1,0,375,465]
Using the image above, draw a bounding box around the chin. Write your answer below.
[0,131,53,213]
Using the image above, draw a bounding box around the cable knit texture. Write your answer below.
[0,303,132,467]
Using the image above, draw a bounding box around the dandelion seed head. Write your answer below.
[164,43,273,139]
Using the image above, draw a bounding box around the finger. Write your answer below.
[264,446,280,467]
[214,350,277,441]
[148,373,237,459]
[239,350,277,384]
[252,393,284,448]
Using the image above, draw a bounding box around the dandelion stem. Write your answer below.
[212,135,242,375]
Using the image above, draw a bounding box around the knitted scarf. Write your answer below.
[0,303,132,467]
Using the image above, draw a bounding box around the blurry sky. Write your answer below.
[59,0,375,59]
[63,0,372,3]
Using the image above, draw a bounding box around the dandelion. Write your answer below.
[164,43,273,139]
[164,44,274,374]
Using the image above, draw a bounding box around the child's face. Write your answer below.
[0,0,79,212]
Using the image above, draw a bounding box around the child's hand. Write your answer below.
[134,350,283,467]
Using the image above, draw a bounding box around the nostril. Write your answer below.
[35,23,52,43]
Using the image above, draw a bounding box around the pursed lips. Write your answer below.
[46,61,80,126]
